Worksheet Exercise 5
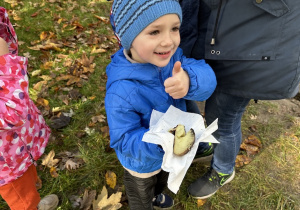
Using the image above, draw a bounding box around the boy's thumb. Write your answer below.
[172,61,182,76]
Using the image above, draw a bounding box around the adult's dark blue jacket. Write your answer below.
[180,0,300,100]
[105,48,216,173]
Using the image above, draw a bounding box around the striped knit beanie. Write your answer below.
[110,0,182,50]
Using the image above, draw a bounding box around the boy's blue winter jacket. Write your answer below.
[105,47,216,173]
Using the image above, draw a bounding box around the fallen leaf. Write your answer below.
[240,143,260,155]
[4,0,19,7]
[50,113,71,129]
[248,125,257,132]
[69,195,82,209]
[33,81,48,91]
[81,189,97,210]
[41,61,54,70]
[91,47,107,54]
[50,166,59,178]
[52,107,63,113]
[31,70,42,76]
[28,41,62,51]
[56,74,81,86]
[36,98,50,110]
[244,135,262,148]
[235,155,252,168]
[197,199,206,207]
[56,54,68,59]
[31,12,39,17]
[65,159,80,170]
[93,186,122,210]
[68,89,82,100]
[105,171,117,189]
[93,15,110,23]
[29,88,38,101]
[91,115,106,123]
[89,96,96,100]
[100,126,110,137]
[85,127,95,136]
[41,150,60,168]
[40,31,48,41]
[58,94,69,105]
[36,176,42,190]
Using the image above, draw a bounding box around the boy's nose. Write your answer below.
[161,34,173,46]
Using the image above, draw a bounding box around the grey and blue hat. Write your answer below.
[110,0,182,50]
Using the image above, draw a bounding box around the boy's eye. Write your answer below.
[149,30,159,35]
[172,27,180,32]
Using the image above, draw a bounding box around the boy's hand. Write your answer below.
[164,61,190,99]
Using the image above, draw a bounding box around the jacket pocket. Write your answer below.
[253,0,289,17]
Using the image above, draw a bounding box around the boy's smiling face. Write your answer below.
[130,14,181,67]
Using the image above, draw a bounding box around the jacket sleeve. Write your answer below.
[0,54,29,130]
[105,92,164,162]
[179,49,217,101]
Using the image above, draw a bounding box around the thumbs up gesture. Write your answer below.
[164,61,190,99]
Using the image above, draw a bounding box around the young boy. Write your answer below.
[105,0,217,209]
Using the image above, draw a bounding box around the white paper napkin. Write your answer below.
[142,105,219,193]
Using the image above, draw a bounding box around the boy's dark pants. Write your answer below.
[123,169,169,210]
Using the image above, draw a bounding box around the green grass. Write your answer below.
[1,1,300,209]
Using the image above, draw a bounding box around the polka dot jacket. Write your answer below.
[0,7,50,186]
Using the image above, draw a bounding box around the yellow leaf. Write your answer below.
[50,167,59,178]
[33,81,47,91]
[39,75,52,81]
[89,96,96,100]
[67,77,81,86]
[197,199,206,207]
[67,26,77,31]
[93,14,110,23]
[40,31,48,41]
[93,186,122,210]
[105,171,117,189]
[36,98,50,109]
[31,70,42,77]
[4,0,19,7]
[29,88,38,101]
[41,150,60,168]
[41,61,54,70]
[91,47,107,54]
[13,15,22,21]
[52,107,63,112]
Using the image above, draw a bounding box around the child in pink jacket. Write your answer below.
[0,7,58,210]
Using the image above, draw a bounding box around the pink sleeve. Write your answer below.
[0,7,18,55]
[0,54,29,130]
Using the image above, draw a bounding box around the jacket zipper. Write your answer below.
[211,0,223,46]
[157,67,176,106]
